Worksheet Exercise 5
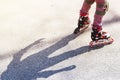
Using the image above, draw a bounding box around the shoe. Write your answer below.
[91,25,110,41]
[89,25,114,47]
[74,14,90,34]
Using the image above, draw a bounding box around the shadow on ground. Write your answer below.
[103,14,120,25]
[1,32,93,80]
[1,11,120,80]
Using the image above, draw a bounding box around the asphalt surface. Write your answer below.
[0,0,120,80]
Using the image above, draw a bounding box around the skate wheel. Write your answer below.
[89,37,114,48]
[108,37,114,44]
[74,28,80,34]
[89,41,94,47]
[73,25,89,34]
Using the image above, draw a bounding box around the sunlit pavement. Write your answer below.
[0,0,120,80]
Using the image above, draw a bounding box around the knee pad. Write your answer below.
[96,1,109,15]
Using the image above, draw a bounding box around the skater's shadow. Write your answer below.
[103,14,120,25]
[1,33,94,80]
[0,38,45,60]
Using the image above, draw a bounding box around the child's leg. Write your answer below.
[74,0,95,34]
[93,0,109,31]
[91,0,111,41]
[80,0,95,16]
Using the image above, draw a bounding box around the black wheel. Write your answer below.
[74,27,80,34]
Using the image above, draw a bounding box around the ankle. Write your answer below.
[92,24,102,32]
[80,10,89,17]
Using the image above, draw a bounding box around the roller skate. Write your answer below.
[74,14,90,34]
[89,25,114,47]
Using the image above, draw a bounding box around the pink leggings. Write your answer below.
[81,0,108,28]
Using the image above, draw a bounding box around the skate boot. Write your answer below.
[89,26,114,47]
[74,14,90,34]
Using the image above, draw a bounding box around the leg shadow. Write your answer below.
[33,65,76,79]
[0,38,45,60]
[103,14,120,26]
[1,33,85,80]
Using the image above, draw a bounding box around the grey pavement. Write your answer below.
[0,0,120,80]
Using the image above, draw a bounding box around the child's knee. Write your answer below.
[96,1,109,15]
